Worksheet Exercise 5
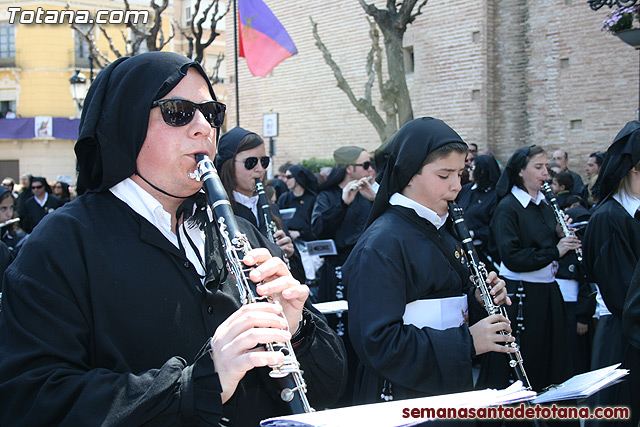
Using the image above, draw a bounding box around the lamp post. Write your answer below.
[69,69,87,117]
[88,54,94,82]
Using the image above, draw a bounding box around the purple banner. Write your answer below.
[0,117,80,140]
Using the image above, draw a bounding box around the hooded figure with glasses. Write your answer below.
[0,52,346,426]
[215,126,308,285]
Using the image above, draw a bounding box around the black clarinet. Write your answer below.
[448,201,533,390]
[541,182,582,262]
[255,179,278,244]
[255,178,292,270]
[193,154,312,414]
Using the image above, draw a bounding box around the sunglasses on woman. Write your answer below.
[152,99,226,128]
[236,156,270,170]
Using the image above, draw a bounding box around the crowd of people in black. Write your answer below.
[0,52,638,426]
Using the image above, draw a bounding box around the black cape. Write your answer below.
[0,192,347,426]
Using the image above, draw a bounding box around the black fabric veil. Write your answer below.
[495,146,534,199]
[74,52,215,194]
[214,126,253,169]
[472,154,501,190]
[288,165,318,195]
[593,120,640,203]
[368,117,466,226]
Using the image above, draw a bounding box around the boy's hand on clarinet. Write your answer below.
[469,314,516,355]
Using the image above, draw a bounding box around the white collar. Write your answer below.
[511,185,547,208]
[389,192,448,230]
[34,192,48,207]
[613,190,640,218]
[233,190,259,221]
[110,178,207,279]
[110,178,178,247]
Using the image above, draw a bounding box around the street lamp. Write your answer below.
[69,69,87,117]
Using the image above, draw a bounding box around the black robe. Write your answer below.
[0,191,347,426]
[233,201,307,284]
[480,193,573,392]
[457,183,499,267]
[21,192,61,233]
[277,191,317,242]
[583,199,640,318]
[582,198,639,426]
[343,206,484,404]
[311,186,372,302]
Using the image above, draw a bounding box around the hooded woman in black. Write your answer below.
[215,126,307,283]
[343,117,512,404]
[456,154,502,269]
[583,121,640,426]
[480,145,578,395]
[277,164,318,242]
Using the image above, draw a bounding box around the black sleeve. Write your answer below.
[311,191,347,239]
[583,211,638,317]
[0,240,10,292]
[346,245,474,394]
[490,199,560,272]
[240,219,348,408]
[0,252,224,426]
[623,259,640,350]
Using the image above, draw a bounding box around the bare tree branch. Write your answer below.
[175,18,195,59]
[313,1,424,140]
[67,15,111,68]
[209,52,225,84]
[310,17,388,140]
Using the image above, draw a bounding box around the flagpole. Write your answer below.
[233,0,240,126]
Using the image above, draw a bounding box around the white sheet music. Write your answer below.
[261,382,536,427]
[532,364,629,404]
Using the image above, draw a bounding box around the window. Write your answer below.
[403,46,414,74]
[74,24,92,68]
[1,100,16,117]
[185,6,192,26]
[0,22,15,66]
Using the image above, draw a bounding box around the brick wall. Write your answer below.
[224,1,638,181]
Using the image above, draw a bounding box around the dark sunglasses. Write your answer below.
[285,174,294,179]
[31,185,43,190]
[237,156,270,170]
[152,99,226,128]
[350,161,371,170]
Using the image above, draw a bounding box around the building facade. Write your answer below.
[224,0,638,178]
[0,0,636,184]
[0,0,172,183]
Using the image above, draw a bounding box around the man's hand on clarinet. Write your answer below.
[209,249,308,404]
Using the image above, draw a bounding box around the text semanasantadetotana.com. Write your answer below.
[402,404,630,420]
[6,7,149,25]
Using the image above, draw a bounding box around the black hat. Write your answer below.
[74,52,215,193]
[214,126,255,169]
[495,146,535,199]
[593,120,640,203]
[369,117,466,226]
[472,154,501,190]
[287,165,318,195]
